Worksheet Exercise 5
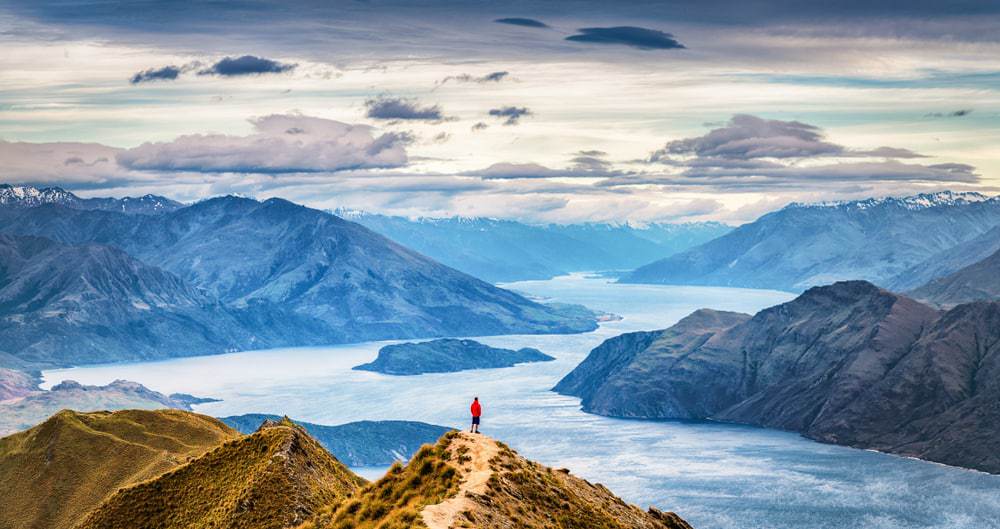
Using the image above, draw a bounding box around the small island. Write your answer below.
[353,338,554,375]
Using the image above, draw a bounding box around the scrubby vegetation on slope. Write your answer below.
[0,409,237,529]
[77,418,364,529]
[301,430,462,529]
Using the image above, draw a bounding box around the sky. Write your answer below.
[1,0,999,224]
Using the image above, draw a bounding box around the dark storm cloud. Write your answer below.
[925,109,973,118]
[365,96,446,121]
[129,65,182,84]
[198,55,296,77]
[488,106,531,125]
[494,17,549,28]
[565,27,685,50]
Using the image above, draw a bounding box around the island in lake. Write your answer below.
[353,338,554,375]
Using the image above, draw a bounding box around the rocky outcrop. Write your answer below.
[354,338,554,375]
[557,281,1000,473]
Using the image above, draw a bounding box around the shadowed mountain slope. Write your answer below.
[0,409,237,529]
[557,281,1000,473]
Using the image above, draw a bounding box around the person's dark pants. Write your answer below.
[471,416,480,432]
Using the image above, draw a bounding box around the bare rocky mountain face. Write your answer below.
[556,281,1000,473]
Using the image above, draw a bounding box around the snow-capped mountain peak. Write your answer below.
[787,191,994,211]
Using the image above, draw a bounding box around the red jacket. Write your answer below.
[471,400,482,417]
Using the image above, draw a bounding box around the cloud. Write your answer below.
[438,71,509,86]
[469,159,621,180]
[365,96,446,121]
[198,55,296,77]
[565,27,685,50]
[925,109,973,118]
[488,106,531,125]
[0,141,129,183]
[494,17,549,29]
[650,114,930,163]
[130,65,182,84]
[116,114,409,173]
[471,122,489,132]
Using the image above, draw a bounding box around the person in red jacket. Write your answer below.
[470,397,482,434]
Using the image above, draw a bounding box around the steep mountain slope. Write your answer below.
[305,431,692,529]
[908,248,1000,307]
[345,211,731,282]
[0,183,181,214]
[219,414,450,466]
[556,281,1000,473]
[0,379,215,436]
[77,417,364,529]
[0,234,272,369]
[354,338,553,375]
[0,198,595,349]
[888,223,1000,291]
[0,409,237,529]
[621,192,1000,291]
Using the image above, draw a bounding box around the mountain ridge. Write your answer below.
[621,191,1000,291]
[556,280,1000,473]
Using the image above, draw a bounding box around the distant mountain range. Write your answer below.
[0,183,182,214]
[341,210,731,282]
[555,280,1000,473]
[0,378,216,436]
[621,191,1000,292]
[908,247,1000,307]
[218,414,450,466]
[0,185,595,370]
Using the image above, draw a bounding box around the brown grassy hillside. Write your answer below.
[0,409,237,529]
[77,417,364,529]
[303,431,693,529]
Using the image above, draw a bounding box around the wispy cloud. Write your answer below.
[130,65,182,84]
[925,109,973,118]
[488,106,531,125]
[565,27,685,50]
[365,96,446,121]
[437,71,510,86]
[494,17,549,29]
[117,114,408,173]
[198,55,296,77]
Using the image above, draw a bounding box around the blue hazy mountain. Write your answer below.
[888,223,1000,292]
[0,196,595,370]
[621,192,1000,292]
[0,184,181,215]
[908,246,1000,307]
[218,414,450,466]
[341,210,731,282]
[555,280,1000,473]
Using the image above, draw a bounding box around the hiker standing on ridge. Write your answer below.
[470,397,482,434]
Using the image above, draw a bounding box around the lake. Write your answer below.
[42,274,1000,529]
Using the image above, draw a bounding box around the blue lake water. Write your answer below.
[42,274,1000,529]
